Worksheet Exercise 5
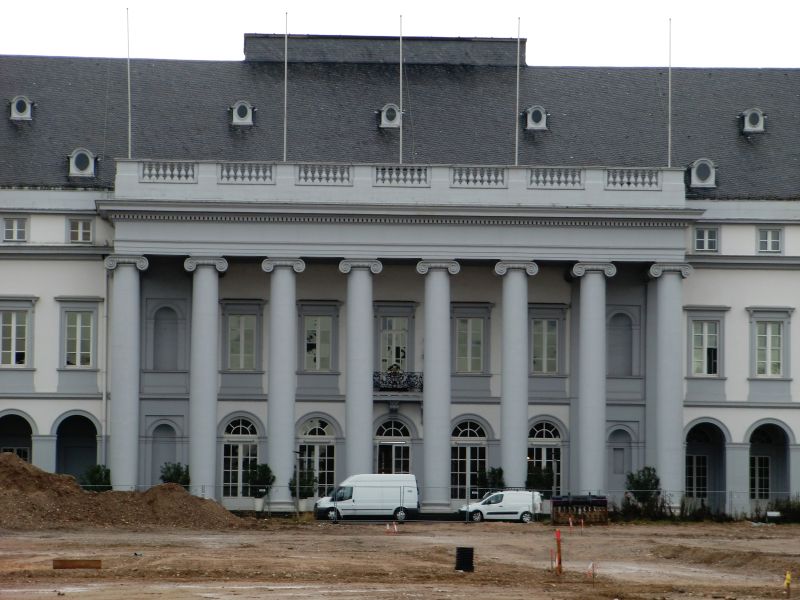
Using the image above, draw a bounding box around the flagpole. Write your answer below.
[399,15,403,164]
[667,18,672,168]
[126,8,132,159]
[514,17,520,167]
[283,12,288,163]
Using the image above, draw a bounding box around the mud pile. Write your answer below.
[0,452,242,530]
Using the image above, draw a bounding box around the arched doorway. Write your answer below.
[375,419,411,474]
[527,420,563,496]
[298,417,336,497]
[607,429,632,500]
[222,417,258,498]
[685,422,726,513]
[56,415,97,479]
[450,420,487,500]
[0,414,32,462]
[150,423,177,486]
[749,423,789,505]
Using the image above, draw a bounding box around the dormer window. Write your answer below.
[10,95,32,121]
[231,100,254,126]
[525,105,548,130]
[740,108,765,134]
[68,148,96,178]
[379,103,401,128]
[690,158,716,189]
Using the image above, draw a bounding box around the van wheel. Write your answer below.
[470,511,484,523]
[326,508,341,522]
[393,507,408,523]
[520,511,533,524]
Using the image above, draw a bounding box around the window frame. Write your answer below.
[57,297,101,370]
[749,455,770,500]
[685,307,728,379]
[3,217,28,243]
[451,303,491,375]
[220,300,264,373]
[67,218,94,244]
[297,301,340,374]
[757,227,783,254]
[374,302,416,372]
[0,297,37,369]
[693,226,719,253]
[529,304,567,376]
[746,307,793,380]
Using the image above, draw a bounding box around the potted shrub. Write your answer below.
[160,462,190,490]
[289,468,317,512]
[247,463,276,513]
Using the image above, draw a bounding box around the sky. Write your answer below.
[0,0,797,68]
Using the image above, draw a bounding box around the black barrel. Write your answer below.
[454,546,474,572]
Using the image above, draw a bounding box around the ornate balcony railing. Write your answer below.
[373,370,424,392]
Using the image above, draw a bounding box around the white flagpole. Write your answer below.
[514,17,520,167]
[283,12,288,163]
[667,18,672,168]
[399,15,403,165]
[126,8,132,159]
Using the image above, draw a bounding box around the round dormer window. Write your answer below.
[236,104,249,119]
[695,162,711,181]
[385,106,397,121]
[15,98,27,114]
[531,108,543,123]
[74,151,91,171]
[748,111,760,127]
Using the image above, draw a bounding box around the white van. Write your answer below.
[459,490,542,523]
[314,473,419,522]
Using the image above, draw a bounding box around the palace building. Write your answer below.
[1,34,798,513]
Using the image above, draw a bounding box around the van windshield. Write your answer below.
[482,493,503,505]
[333,486,353,502]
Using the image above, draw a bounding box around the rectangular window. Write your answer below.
[227,314,256,370]
[749,455,770,500]
[380,316,408,371]
[694,227,718,252]
[532,318,558,374]
[758,229,781,253]
[304,315,332,371]
[755,321,782,377]
[692,320,719,375]
[3,218,26,242]
[69,219,92,243]
[0,310,27,366]
[455,317,483,373]
[65,311,93,367]
[685,455,708,499]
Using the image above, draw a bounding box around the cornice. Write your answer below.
[104,255,149,271]
[689,255,800,270]
[262,258,306,273]
[184,257,229,273]
[494,261,539,276]
[339,259,383,274]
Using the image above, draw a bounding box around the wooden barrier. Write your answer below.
[52,559,102,569]
[551,495,608,525]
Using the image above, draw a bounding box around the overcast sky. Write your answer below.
[1,0,797,67]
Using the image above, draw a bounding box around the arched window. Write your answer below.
[607,313,633,376]
[527,421,562,495]
[298,418,335,497]
[375,419,411,474]
[450,420,487,500]
[222,418,258,498]
[153,307,178,371]
[0,414,32,462]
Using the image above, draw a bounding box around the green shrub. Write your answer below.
[289,468,317,499]
[79,464,111,491]
[159,462,190,487]
[767,495,800,522]
[622,466,672,520]
[246,463,276,498]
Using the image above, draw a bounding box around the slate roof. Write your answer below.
[1,36,799,199]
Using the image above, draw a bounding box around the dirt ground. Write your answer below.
[1,454,799,599]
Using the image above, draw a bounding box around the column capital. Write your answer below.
[339,259,383,274]
[494,261,538,276]
[184,257,228,273]
[262,258,306,273]
[649,263,693,279]
[571,262,616,278]
[416,260,460,275]
[104,255,149,272]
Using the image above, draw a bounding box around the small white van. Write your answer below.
[314,473,419,522]
[459,490,542,523]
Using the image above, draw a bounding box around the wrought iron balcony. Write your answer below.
[373,370,423,392]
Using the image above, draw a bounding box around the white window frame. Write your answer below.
[451,303,491,375]
[221,301,263,372]
[68,218,93,244]
[222,417,259,498]
[3,217,27,242]
[0,297,36,368]
[685,454,708,499]
[529,304,567,376]
[755,321,783,377]
[757,228,782,254]
[374,302,416,372]
[297,302,340,374]
[747,307,792,380]
[693,227,719,252]
[527,421,563,495]
[692,320,720,376]
[64,310,94,368]
[749,455,770,500]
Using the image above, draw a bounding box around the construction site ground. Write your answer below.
[1,454,799,599]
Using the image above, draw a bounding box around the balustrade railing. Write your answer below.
[140,161,197,183]
[218,162,274,184]
[374,166,429,187]
[373,371,424,392]
[450,166,507,188]
[528,167,584,189]
[296,164,352,186]
[605,168,661,190]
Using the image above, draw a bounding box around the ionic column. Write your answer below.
[184,257,228,499]
[339,259,383,477]
[649,263,691,502]
[495,261,539,488]
[417,260,460,510]
[571,262,616,494]
[104,255,149,491]
[262,258,305,509]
